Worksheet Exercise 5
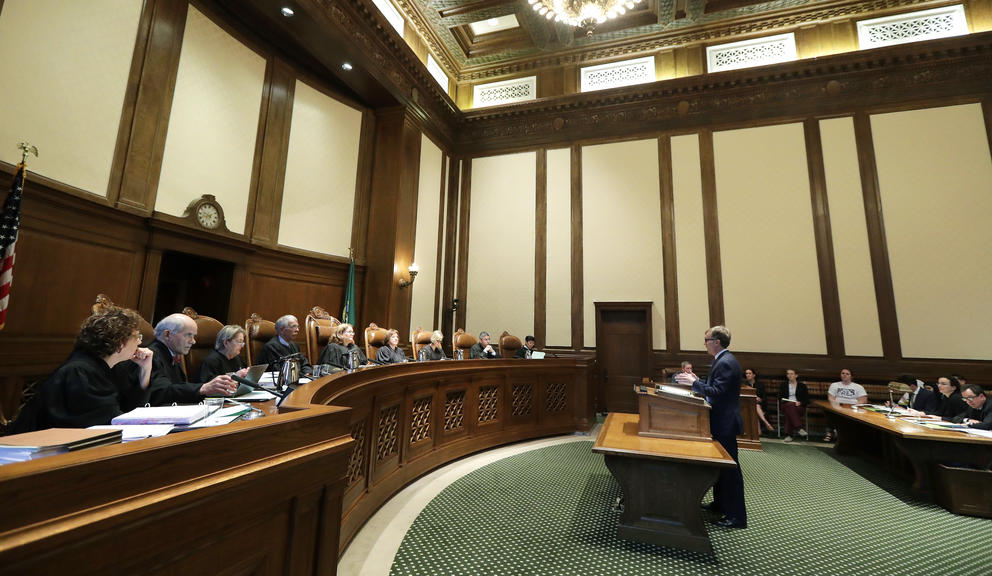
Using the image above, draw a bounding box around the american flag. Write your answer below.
[0,163,25,330]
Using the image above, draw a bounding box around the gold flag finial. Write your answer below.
[17,142,38,165]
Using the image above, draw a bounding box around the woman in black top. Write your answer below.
[198,325,251,395]
[319,323,368,369]
[376,329,408,364]
[745,369,774,433]
[779,369,809,440]
[932,376,968,420]
[418,330,447,361]
[12,306,153,432]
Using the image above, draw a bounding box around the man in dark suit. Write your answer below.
[901,375,937,414]
[148,313,236,405]
[256,314,313,375]
[675,325,747,528]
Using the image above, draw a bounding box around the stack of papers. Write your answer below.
[0,428,122,464]
[88,424,174,441]
[111,405,209,426]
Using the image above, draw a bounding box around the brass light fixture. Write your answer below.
[528,0,644,36]
[398,263,419,288]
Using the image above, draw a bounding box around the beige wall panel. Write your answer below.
[466,152,536,338]
[714,123,826,354]
[820,117,883,357]
[872,104,992,360]
[546,148,572,347]
[671,134,709,351]
[0,0,142,194]
[582,140,664,349]
[410,135,444,333]
[156,7,265,234]
[279,80,362,254]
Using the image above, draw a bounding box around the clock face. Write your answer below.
[196,203,220,229]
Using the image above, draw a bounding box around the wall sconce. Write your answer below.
[398,262,419,288]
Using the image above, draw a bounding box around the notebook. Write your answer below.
[111,405,209,426]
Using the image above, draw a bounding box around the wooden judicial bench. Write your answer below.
[816,400,992,518]
[0,358,595,574]
[593,387,735,555]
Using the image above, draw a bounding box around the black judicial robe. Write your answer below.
[11,349,150,432]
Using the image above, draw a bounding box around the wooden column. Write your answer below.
[362,107,422,339]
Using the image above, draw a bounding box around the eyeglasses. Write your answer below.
[962,395,980,401]
[704,338,719,342]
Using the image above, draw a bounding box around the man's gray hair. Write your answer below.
[709,325,731,348]
[275,315,297,331]
[154,313,187,339]
[215,325,246,351]
[479,331,490,339]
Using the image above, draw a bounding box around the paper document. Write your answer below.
[89,424,174,441]
[112,405,209,426]
[187,405,250,428]
[233,389,277,401]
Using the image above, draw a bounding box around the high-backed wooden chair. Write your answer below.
[182,307,224,383]
[92,294,155,344]
[245,313,275,366]
[411,327,433,360]
[499,331,522,359]
[364,323,389,361]
[452,329,477,360]
[305,306,340,365]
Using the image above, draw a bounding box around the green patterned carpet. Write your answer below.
[390,441,988,576]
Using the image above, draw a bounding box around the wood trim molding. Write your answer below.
[535,149,547,346]
[432,154,448,333]
[983,98,992,165]
[457,32,992,155]
[116,0,189,215]
[698,130,724,327]
[455,158,472,330]
[570,144,583,350]
[249,58,296,247]
[658,136,678,352]
[804,118,844,357]
[441,159,460,340]
[853,112,901,360]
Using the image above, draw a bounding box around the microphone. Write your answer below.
[230,373,290,406]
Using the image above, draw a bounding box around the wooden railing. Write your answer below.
[283,357,597,551]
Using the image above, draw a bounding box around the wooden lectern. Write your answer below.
[635,381,711,441]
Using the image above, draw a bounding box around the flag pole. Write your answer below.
[0,142,38,331]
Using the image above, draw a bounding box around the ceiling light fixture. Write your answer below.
[341,62,353,71]
[528,0,643,36]
[280,6,294,17]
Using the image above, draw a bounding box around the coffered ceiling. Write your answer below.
[394,0,939,79]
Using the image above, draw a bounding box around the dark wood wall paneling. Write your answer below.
[454,159,472,331]
[450,34,992,383]
[0,0,376,424]
[534,149,547,346]
[440,159,460,341]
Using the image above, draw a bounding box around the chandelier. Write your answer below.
[528,0,644,35]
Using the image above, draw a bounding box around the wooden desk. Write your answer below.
[0,404,354,575]
[815,400,992,516]
[592,413,735,555]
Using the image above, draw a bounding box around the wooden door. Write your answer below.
[595,302,653,414]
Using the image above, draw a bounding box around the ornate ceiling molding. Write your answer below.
[453,31,992,153]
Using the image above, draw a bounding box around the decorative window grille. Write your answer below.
[371,0,404,37]
[857,5,968,49]
[580,56,655,93]
[426,54,449,92]
[473,76,537,108]
[706,33,798,73]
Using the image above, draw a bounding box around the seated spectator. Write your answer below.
[825,368,867,442]
[779,369,809,442]
[148,313,236,404]
[895,374,937,413]
[418,330,446,361]
[745,369,774,434]
[256,314,313,376]
[959,385,992,430]
[319,323,368,369]
[11,306,153,432]
[672,361,693,383]
[515,335,537,359]
[376,329,408,364]
[198,324,251,395]
[470,331,500,359]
